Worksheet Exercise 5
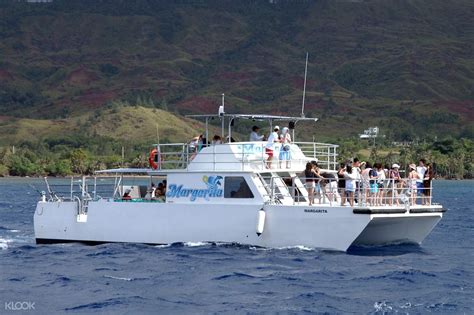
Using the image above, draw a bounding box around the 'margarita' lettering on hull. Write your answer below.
[304,209,328,213]
[167,175,223,201]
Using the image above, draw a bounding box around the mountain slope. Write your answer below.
[0,0,473,142]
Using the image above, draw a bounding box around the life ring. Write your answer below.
[148,148,161,169]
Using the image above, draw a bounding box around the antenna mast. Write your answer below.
[301,52,309,118]
[221,93,225,139]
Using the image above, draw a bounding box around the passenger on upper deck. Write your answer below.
[265,126,280,168]
[211,135,222,145]
[189,135,203,160]
[279,127,292,169]
[249,126,265,142]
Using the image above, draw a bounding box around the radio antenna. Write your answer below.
[301,52,309,118]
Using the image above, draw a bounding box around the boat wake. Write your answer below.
[0,238,11,250]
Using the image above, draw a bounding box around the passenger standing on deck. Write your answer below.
[423,163,434,205]
[337,163,347,206]
[388,164,401,206]
[416,159,427,197]
[343,165,358,207]
[352,158,362,204]
[375,163,385,206]
[310,161,324,204]
[265,126,280,168]
[304,162,318,206]
[360,161,370,206]
[368,162,378,206]
[279,127,292,169]
[408,163,420,205]
[250,126,265,142]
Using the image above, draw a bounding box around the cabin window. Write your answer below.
[224,177,254,198]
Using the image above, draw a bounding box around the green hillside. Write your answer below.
[0,106,208,145]
[0,0,473,144]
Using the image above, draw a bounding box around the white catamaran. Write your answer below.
[33,110,445,252]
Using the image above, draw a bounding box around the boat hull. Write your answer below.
[34,200,443,252]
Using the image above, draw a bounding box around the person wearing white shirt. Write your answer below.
[249,126,265,142]
[416,159,427,196]
[265,126,280,168]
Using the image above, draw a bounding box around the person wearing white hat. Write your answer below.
[265,126,280,168]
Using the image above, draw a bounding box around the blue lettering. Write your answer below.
[191,190,199,201]
[166,178,224,201]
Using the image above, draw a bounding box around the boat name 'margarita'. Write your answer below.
[166,175,224,201]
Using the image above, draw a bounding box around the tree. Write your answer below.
[69,149,89,174]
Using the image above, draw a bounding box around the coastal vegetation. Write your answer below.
[0,111,472,178]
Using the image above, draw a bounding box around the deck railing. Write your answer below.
[38,175,434,210]
[261,175,434,208]
[153,141,338,171]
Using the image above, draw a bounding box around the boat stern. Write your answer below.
[351,205,444,247]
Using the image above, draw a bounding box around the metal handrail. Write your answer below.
[258,175,434,207]
[153,141,338,171]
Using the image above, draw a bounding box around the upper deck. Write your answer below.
[149,141,339,173]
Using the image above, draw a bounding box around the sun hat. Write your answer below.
[282,127,289,133]
[392,163,400,169]
[274,125,280,130]
[409,163,416,170]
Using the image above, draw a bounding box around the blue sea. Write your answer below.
[0,178,472,314]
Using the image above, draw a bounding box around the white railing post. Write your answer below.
[93,176,97,200]
[241,144,244,171]
[70,176,73,200]
[327,146,330,170]
[430,180,433,205]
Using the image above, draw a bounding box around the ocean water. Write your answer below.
[0,178,472,314]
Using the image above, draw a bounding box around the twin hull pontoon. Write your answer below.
[34,138,444,252]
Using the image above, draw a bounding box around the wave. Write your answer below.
[103,275,133,281]
[0,226,20,233]
[64,298,126,311]
[372,301,459,314]
[183,241,209,247]
[0,238,11,250]
[276,245,315,251]
[213,272,261,280]
[154,244,172,248]
[356,268,437,283]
